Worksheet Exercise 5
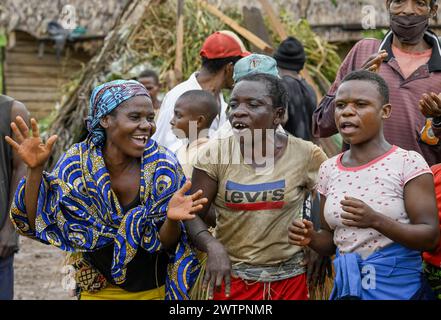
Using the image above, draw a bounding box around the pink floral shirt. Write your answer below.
[317,146,432,259]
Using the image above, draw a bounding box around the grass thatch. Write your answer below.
[47,0,342,166]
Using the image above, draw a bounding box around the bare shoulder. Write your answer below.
[10,100,30,121]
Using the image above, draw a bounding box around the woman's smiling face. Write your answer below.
[101,95,156,158]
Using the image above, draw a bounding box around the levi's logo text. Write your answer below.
[225,180,286,210]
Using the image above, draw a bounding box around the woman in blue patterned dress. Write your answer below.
[5,80,206,300]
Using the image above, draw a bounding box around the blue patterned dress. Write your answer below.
[10,137,200,300]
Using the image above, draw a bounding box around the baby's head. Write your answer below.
[335,70,391,146]
[170,90,219,140]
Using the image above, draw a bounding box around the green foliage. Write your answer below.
[55,0,343,109]
[38,112,56,135]
[274,12,342,91]
[131,0,340,93]
[362,29,389,40]
[130,0,242,89]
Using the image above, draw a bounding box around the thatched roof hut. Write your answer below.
[32,0,441,164]
[0,0,129,120]
[46,0,154,164]
[0,0,128,38]
[46,0,343,165]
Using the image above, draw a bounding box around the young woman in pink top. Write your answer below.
[289,70,439,300]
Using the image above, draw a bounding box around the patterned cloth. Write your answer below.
[73,257,108,293]
[317,146,432,259]
[9,137,200,300]
[423,262,441,300]
[86,80,151,146]
[232,251,305,282]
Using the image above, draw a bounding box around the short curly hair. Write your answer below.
[387,0,437,7]
[236,73,289,110]
[340,70,390,105]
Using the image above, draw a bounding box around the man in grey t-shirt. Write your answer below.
[0,95,29,300]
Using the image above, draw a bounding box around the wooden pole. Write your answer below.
[197,0,273,54]
[258,0,287,40]
[257,0,339,156]
[258,0,322,100]
[174,0,185,84]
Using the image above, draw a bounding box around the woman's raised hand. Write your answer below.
[5,116,57,169]
[167,180,208,221]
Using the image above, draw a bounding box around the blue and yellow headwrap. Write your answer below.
[86,79,151,146]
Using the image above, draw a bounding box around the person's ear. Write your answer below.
[150,121,157,136]
[196,115,206,129]
[273,107,285,126]
[381,103,392,119]
[430,4,438,19]
[225,62,234,76]
[100,115,110,128]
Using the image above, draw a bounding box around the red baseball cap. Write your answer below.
[200,31,250,59]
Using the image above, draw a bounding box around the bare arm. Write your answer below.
[158,219,181,250]
[289,195,336,256]
[340,174,439,252]
[0,102,29,257]
[159,179,207,249]
[184,168,219,251]
[204,205,217,228]
[5,117,57,231]
[22,166,45,231]
[184,168,232,298]
[374,174,439,251]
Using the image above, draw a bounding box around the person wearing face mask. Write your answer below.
[291,70,439,300]
[313,0,441,167]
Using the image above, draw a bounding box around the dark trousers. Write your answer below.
[0,254,14,300]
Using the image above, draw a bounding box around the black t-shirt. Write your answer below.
[281,75,317,141]
[83,195,169,292]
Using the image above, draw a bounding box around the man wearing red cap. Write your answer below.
[152,31,249,152]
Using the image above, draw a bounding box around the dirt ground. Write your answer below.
[13,236,76,300]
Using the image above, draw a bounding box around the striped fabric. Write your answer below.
[313,30,441,166]
[86,80,151,146]
[9,137,200,300]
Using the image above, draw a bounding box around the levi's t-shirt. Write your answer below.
[194,134,327,266]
